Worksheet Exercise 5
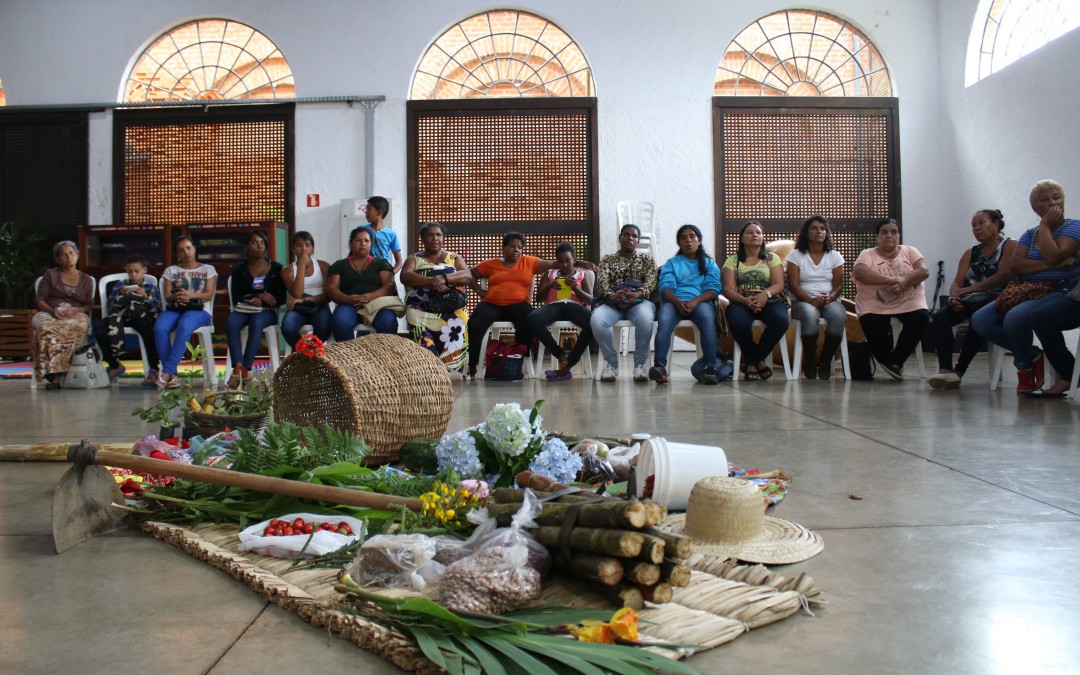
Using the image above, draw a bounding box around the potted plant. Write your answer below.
[0,221,52,360]
[132,342,273,439]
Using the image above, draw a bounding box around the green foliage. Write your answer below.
[0,221,51,308]
[341,591,707,675]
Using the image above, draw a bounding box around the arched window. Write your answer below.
[715,10,891,96]
[411,9,594,99]
[968,0,1080,85]
[124,19,294,102]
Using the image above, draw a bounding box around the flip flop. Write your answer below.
[744,367,760,381]
[545,369,572,381]
[1021,389,1067,399]
[757,362,774,381]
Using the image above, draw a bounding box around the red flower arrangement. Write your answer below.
[295,334,326,358]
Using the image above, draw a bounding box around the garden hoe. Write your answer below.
[53,439,422,553]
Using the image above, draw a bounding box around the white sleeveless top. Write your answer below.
[290,260,324,296]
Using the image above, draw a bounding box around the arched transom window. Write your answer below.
[411,10,594,99]
[716,10,891,96]
[124,19,294,102]
[968,0,1080,84]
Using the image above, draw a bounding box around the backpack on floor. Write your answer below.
[61,344,110,389]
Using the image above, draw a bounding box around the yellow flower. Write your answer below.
[444,509,456,520]
[570,623,615,644]
[609,607,639,641]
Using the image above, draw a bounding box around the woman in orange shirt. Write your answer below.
[447,232,595,379]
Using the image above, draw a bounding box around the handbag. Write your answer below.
[847,341,876,381]
[429,288,468,314]
[167,298,205,312]
[61,344,110,389]
[994,280,1057,313]
[290,300,321,315]
[484,341,528,381]
[604,280,646,311]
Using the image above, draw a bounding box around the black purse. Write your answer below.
[167,298,204,312]
[429,288,467,314]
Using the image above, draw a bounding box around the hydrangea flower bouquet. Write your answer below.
[435,400,582,488]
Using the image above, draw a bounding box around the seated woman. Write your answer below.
[154,235,218,389]
[446,231,596,379]
[225,231,285,386]
[327,225,402,341]
[280,230,332,349]
[93,254,163,387]
[590,224,658,382]
[401,221,473,373]
[527,242,594,381]
[722,221,789,381]
[851,219,930,380]
[650,225,723,385]
[972,179,1080,394]
[928,209,1015,389]
[787,215,846,380]
[33,240,95,390]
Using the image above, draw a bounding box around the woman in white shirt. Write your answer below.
[153,235,218,388]
[787,215,846,379]
[280,231,332,348]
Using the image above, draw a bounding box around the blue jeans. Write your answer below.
[225,308,279,370]
[331,304,398,342]
[590,302,655,367]
[1029,291,1080,381]
[154,309,213,376]
[791,300,846,337]
[971,293,1065,369]
[653,301,718,369]
[281,306,332,349]
[726,300,789,365]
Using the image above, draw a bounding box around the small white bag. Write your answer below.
[237,513,366,559]
[62,344,110,389]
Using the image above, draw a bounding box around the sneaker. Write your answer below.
[143,369,159,388]
[701,365,719,385]
[107,364,126,384]
[634,364,650,382]
[600,362,618,382]
[647,364,668,383]
[1016,368,1038,393]
[880,363,904,381]
[1032,349,1045,390]
[929,372,961,390]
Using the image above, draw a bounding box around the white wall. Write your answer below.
[938,0,1080,279]
[0,0,966,272]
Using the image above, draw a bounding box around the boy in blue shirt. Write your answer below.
[365,196,403,273]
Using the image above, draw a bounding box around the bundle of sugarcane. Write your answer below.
[482,471,695,610]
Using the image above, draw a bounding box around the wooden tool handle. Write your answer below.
[90,448,422,512]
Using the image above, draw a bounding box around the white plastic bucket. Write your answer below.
[633,437,727,511]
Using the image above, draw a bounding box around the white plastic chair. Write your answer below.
[1069,332,1080,401]
[791,318,851,380]
[731,320,793,381]
[477,323,536,380]
[98,273,158,380]
[31,275,97,389]
[535,322,594,377]
[158,275,219,389]
[225,275,282,375]
[594,319,656,380]
[617,201,656,236]
[891,317,927,379]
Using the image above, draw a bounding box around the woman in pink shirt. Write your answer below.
[852,219,930,380]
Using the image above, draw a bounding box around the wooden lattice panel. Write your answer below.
[414,112,590,223]
[721,112,890,220]
[119,115,288,226]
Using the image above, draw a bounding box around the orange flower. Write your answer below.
[608,607,639,641]
[295,334,326,358]
[569,622,615,644]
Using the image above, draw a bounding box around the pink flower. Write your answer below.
[459,479,489,499]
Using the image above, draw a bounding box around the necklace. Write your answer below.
[349,255,370,273]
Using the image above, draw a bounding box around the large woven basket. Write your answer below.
[272,335,454,465]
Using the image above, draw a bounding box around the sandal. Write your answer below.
[757,362,774,381]
[744,366,760,381]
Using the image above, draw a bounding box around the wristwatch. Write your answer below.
[765,290,772,299]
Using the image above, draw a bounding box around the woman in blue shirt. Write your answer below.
[650,224,724,384]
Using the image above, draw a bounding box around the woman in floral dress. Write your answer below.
[400,221,474,372]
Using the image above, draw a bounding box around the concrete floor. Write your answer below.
[2,352,1079,674]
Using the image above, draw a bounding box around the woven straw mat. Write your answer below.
[139,521,825,673]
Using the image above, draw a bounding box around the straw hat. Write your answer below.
[657,476,823,565]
